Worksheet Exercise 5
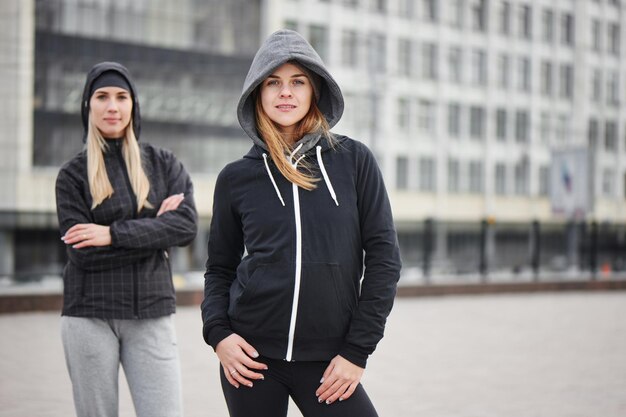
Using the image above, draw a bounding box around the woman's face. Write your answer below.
[260,62,313,136]
[89,86,133,138]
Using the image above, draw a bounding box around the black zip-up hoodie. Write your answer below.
[56,62,198,319]
[201,30,401,368]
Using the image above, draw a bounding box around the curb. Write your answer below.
[2,279,625,314]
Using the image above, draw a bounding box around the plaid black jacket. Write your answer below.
[56,140,197,319]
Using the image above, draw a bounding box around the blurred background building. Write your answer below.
[1,0,625,283]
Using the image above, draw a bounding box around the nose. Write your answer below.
[279,85,293,98]
[106,99,119,112]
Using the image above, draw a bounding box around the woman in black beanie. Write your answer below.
[56,61,197,417]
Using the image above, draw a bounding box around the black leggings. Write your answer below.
[220,356,379,417]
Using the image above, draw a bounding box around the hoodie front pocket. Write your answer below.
[231,263,293,336]
[295,262,351,339]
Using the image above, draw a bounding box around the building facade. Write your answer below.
[1,0,625,279]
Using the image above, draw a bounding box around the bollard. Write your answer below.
[531,220,540,281]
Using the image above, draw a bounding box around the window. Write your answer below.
[396,156,409,190]
[606,120,618,151]
[422,42,438,80]
[540,61,553,96]
[448,46,463,83]
[419,157,436,191]
[559,64,573,99]
[515,110,530,143]
[284,20,298,31]
[499,1,511,35]
[448,103,461,137]
[469,161,484,193]
[449,0,464,28]
[398,97,410,131]
[519,5,532,39]
[398,0,415,18]
[518,57,531,92]
[514,159,529,195]
[398,38,412,77]
[540,112,551,144]
[592,19,602,52]
[539,166,550,196]
[607,71,620,106]
[496,108,507,141]
[495,163,507,195]
[471,49,487,86]
[541,9,554,43]
[591,69,602,102]
[341,30,359,68]
[309,25,329,62]
[372,0,387,13]
[470,106,485,140]
[471,0,487,32]
[609,23,620,55]
[588,118,599,149]
[556,114,569,143]
[497,54,510,89]
[367,32,386,73]
[561,13,574,46]
[602,169,615,197]
[423,0,438,22]
[448,159,460,192]
[418,100,436,133]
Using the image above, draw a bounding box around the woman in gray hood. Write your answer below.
[202,30,401,417]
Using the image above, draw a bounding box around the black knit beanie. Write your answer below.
[89,70,131,98]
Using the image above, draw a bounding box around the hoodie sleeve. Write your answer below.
[338,142,402,368]
[108,150,198,250]
[201,167,243,349]
[56,165,154,272]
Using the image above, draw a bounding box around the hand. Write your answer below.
[62,223,111,248]
[216,334,268,389]
[315,355,364,405]
[157,193,185,216]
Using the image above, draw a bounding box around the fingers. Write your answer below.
[62,224,111,248]
[62,224,91,247]
[157,193,185,216]
[216,334,267,389]
[316,355,364,405]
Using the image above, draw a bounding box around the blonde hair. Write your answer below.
[255,93,330,191]
[86,118,152,211]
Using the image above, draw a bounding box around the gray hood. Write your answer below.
[237,29,344,152]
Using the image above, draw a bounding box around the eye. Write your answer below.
[266,79,280,86]
[95,94,108,100]
[293,79,306,86]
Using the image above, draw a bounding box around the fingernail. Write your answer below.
[339,398,343,402]
[325,400,331,405]
[264,366,269,370]
[248,383,253,387]
[252,351,259,358]
[259,376,265,380]
[317,397,323,403]
[320,377,324,383]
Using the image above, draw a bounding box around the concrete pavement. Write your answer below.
[1,292,625,417]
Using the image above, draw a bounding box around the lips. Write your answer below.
[276,105,296,109]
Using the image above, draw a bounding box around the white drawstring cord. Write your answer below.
[316,146,339,206]
[262,153,285,206]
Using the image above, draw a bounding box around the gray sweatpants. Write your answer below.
[61,315,183,417]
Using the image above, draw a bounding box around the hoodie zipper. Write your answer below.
[285,149,305,362]
[113,141,140,318]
